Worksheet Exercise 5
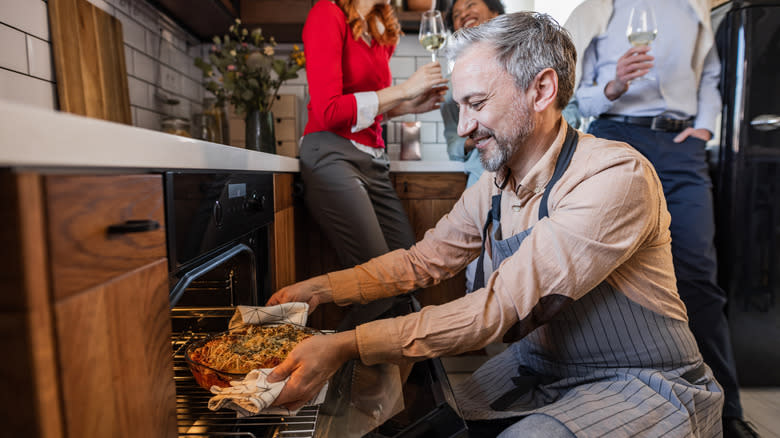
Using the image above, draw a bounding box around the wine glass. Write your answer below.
[626,1,658,81]
[419,10,446,63]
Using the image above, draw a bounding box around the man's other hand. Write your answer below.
[674,127,712,143]
[605,46,655,101]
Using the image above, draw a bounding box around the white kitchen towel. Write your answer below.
[228,302,309,331]
[208,368,328,417]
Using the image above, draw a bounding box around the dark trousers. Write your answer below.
[300,131,416,327]
[589,119,742,418]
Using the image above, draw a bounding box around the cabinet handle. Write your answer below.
[107,219,160,234]
[403,181,409,192]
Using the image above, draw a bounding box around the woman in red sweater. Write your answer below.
[301,0,447,298]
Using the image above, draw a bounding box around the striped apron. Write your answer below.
[457,125,724,437]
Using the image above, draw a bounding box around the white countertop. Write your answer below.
[0,101,464,174]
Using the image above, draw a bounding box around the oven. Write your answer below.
[164,171,467,437]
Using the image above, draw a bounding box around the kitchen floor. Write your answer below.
[442,345,780,437]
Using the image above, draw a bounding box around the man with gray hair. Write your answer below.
[266,12,723,437]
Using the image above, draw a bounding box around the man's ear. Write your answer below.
[531,68,558,112]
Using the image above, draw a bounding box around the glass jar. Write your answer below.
[161,117,191,137]
[192,113,219,142]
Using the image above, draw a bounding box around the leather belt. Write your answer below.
[600,114,694,132]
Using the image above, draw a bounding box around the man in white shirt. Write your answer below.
[565,1,756,436]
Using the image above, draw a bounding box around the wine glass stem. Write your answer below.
[431,52,436,63]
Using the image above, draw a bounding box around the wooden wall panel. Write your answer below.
[0,172,65,437]
[271,207,296,292]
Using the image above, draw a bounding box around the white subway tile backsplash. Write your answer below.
[145,31,161,60]
[159,64,181,95]
[386,121,399,143]
[135,106,161,130]
[437,122,448,144]
[278,84,306,101]
[389,113,415,122]
[421,143,449,161]
[113,0,132,15]
[0,0,210,130]
[124,45,134,73]
[395,35,428,57]
[132,51,157,83]
[386,143,400,161]
[26,35,53,81]
[416,56,434,70]
[389,56,415,79]
[420,122,437,143]
[128,76,151,108]
[0,0,49,41]
[0,68,55,110]
[0,24,28,74]
[286,69,307,85]
[416,109,443,122]
[181,76,203,103]
[131,2,161,33]
[115,11,146,51]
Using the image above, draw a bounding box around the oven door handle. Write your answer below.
[168,243,257,307]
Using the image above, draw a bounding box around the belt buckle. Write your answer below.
[650,116,667,131]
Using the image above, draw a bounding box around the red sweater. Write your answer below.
[302,0,395,148]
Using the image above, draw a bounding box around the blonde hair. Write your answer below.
[336,0,401,45]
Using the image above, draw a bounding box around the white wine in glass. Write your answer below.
[419,10,446,62]
[626,1,657,80]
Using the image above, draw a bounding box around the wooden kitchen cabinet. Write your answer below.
[394,172,468,307]
[0,171,176,438]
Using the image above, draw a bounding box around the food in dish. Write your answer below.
[185,323,316,389]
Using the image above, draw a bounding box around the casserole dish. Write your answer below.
[184,323,318,390]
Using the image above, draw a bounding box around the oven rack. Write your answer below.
[173,331,319,438]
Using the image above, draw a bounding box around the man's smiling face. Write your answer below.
[452,43,535,172]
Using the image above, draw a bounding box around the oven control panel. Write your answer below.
[164,171,274,274]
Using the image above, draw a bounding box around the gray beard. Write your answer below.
[477,101,535,172]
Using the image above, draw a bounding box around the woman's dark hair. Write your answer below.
[445,0,506,30]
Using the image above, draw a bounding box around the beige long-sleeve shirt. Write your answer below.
[326,120,686,366]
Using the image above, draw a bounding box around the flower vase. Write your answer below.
[245,110,276,154]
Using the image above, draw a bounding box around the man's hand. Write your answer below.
[266,275,333,313]
[267,331,358,411]
[604,46,654,100]
[673,127,712,143]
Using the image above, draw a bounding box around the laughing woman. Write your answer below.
[300,0,448,280]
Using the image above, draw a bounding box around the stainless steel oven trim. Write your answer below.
[169,242,257,307]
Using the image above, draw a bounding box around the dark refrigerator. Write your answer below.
[712,0,780,386]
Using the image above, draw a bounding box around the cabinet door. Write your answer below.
[45,174,176,437]
[54,259,176,438]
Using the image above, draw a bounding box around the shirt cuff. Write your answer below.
[327,269,362,306]
[355,319,404,365]
[351,91,379,133]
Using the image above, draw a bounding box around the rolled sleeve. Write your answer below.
[351,91,379,133]
[574,44,615,118]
